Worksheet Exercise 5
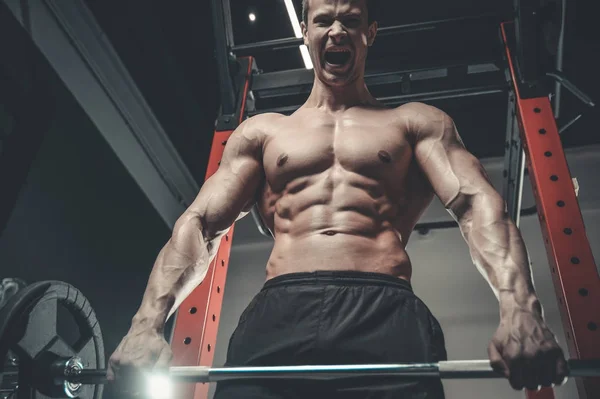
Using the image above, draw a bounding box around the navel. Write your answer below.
[378,150,392,163]
[276,153,289,167]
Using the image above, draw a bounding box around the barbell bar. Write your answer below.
[5,281,600,398]
[60,358,600,385]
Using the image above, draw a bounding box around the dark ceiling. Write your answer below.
[83,0,599,184]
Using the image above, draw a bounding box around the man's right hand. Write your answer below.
[106,327,173,385]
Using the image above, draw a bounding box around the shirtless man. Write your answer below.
[107,0,567,397]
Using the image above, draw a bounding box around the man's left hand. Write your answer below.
[488,305,568,391]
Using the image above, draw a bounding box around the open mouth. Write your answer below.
[324,48,352,67]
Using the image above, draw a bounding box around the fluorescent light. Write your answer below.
[248,13,256,22]
[299,45,313,69]
[284,0,303,38]
[284,1,312,69]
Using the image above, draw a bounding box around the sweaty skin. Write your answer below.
[108,0,567,392]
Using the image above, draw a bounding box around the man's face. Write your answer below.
[301,0,377,86]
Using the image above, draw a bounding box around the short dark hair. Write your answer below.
[301,0,378,26]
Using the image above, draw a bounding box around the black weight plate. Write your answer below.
[0,282,51,372]
[0,277,28,309]
[4,281,104,399]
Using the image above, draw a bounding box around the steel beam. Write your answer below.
[379,86,505,106]
[250,62,503,115]
[251,63,499,93]
[249,85,506,116]
[232,13,507,53]
[221,0,234,48]
[4,0,199,228]
[211,0,236,115]
[514,0,545,85]
[552,0,567,118]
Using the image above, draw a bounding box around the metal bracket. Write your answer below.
[250,206,272,238]
[215,114,239,131]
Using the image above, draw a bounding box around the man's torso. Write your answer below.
[253,104,435,280]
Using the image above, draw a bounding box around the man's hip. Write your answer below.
[215,270,447,398]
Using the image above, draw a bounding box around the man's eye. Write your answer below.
[345,19,360,27]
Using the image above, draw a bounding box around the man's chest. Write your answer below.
[261,114,413,192]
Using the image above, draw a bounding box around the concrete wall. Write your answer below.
[212,145,600,399]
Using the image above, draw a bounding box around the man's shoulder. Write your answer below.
[394,102,448,121]
[234,113,285,144]
[394,102,453,140]
[245,112,286,130]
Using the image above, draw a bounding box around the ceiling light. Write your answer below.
[284,0,302,38]
[249,12,256,22]
[299,45,313,70]
[284,1,311,69]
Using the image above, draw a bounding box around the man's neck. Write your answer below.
[304,75,378,112]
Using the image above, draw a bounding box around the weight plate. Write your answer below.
[0,277,28,308]
[1,281,104,399]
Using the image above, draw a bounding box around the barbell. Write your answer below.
[61,356,600,383]
[2,280,600,399]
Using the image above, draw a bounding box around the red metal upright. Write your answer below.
[169,57,254,399]
[502,23,600,399]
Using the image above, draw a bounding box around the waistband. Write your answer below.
[262,271,413,292]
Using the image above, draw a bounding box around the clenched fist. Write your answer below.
[488,308,568,391]
[107,327,173,394]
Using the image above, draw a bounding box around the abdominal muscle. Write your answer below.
[266,228,412,281]
[263,180,413,281]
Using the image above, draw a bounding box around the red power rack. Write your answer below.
[502,22,600,399]
[170,19,599,399]
[169,57,254,399]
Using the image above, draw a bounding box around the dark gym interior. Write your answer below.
[1,1,599,398]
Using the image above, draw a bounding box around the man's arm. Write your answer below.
[131,114,271,332]
[406,102,535,308]
[404,102,566,390]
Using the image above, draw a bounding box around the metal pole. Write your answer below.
[502,90,526,227]
[376,13,505,37]
[233,36,301,53]
[210,0,236,114]
[513,150,526,227]
[221,0,234,48]
[232,13,507,53]
[378,86,505,105]
[546,72,595,107]
[553,0,567,118]
[69,359,600,384]
[249,85,506,116]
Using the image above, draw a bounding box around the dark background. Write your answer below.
[0,1,598,398]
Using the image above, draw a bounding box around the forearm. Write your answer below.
[456,193,541,317]
[131,215,213,332]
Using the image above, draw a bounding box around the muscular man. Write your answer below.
[108,0,567,397]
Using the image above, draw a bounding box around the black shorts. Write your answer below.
[214,271,447,399]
